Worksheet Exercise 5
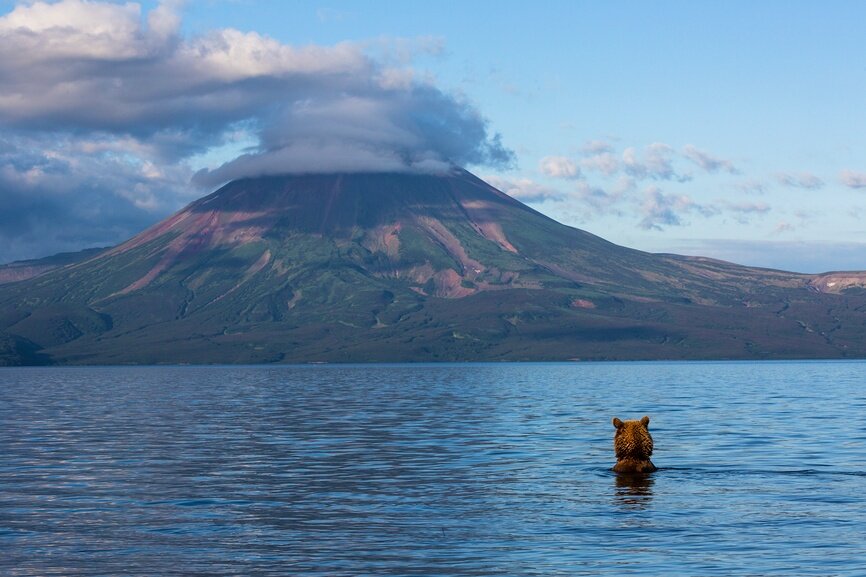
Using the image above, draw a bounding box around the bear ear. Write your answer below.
[612,417,624,429]
[641,415,650,427]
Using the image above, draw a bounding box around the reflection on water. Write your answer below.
[2,361,866,576]
[614,473,655,509]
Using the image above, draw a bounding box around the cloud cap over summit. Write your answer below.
[193,82,514,187]
[0,0,512,262]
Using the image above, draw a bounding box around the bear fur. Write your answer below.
[612,415,657,473]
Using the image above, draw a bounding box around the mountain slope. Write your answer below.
[2,169,866,365]
[0,247,105,285]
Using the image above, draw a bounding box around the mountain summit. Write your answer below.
[2,169,866,365]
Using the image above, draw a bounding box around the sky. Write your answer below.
[1,0,865,273]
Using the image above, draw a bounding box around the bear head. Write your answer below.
[612,415,656,473]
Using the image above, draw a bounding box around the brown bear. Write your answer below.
[612,415,657,473]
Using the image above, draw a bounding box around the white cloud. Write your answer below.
[682,144,737,174]
[579,152,619,176]
[840,170,866,189]
[623,143,690,182]
[483,175,563,203]
[612,176,636,194]
[549,141,738,181]
[0,0,512,177]
[539,156,581,179]
[0,0,156,60]
[0,0,515,261]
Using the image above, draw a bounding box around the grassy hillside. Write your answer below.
[2,170,866,365]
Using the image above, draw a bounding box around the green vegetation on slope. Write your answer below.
[2,170,866,365]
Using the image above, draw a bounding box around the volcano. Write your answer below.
[3,169,866,365]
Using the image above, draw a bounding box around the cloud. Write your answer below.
[0,132,193,263]
[725,201,771,215]
[543,141,736,181]
[722,201,771,224]
[579,152,619,176]
[539,156,581,179]
[682,144,738,174]
[775,172,824,190]
[574,181,625,214]
[0,0,511,172]
[623,143,691,182]
[612,176,636,194]
[840,170,866,189]
[773,221,797,234]
[0,0,514,261]
[196,85,513,185]
[0,0,176,62]
[580,140,615,155]
[484,175,563,203]
[735,179,766,194]
[638,186,714,230]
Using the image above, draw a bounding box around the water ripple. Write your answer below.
[2,362,866,575]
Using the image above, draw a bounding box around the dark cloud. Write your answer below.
[0,0,513,262]
[0,133,192,262]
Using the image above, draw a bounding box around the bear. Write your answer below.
[611,415,657,473]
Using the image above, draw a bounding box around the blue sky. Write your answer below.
[1,0,865,272]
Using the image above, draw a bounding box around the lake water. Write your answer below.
[2,362,865,576]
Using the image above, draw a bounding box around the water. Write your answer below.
[1,362,865,576]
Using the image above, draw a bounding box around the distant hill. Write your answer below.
[2,169,866,365]
[0,248,105,285]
